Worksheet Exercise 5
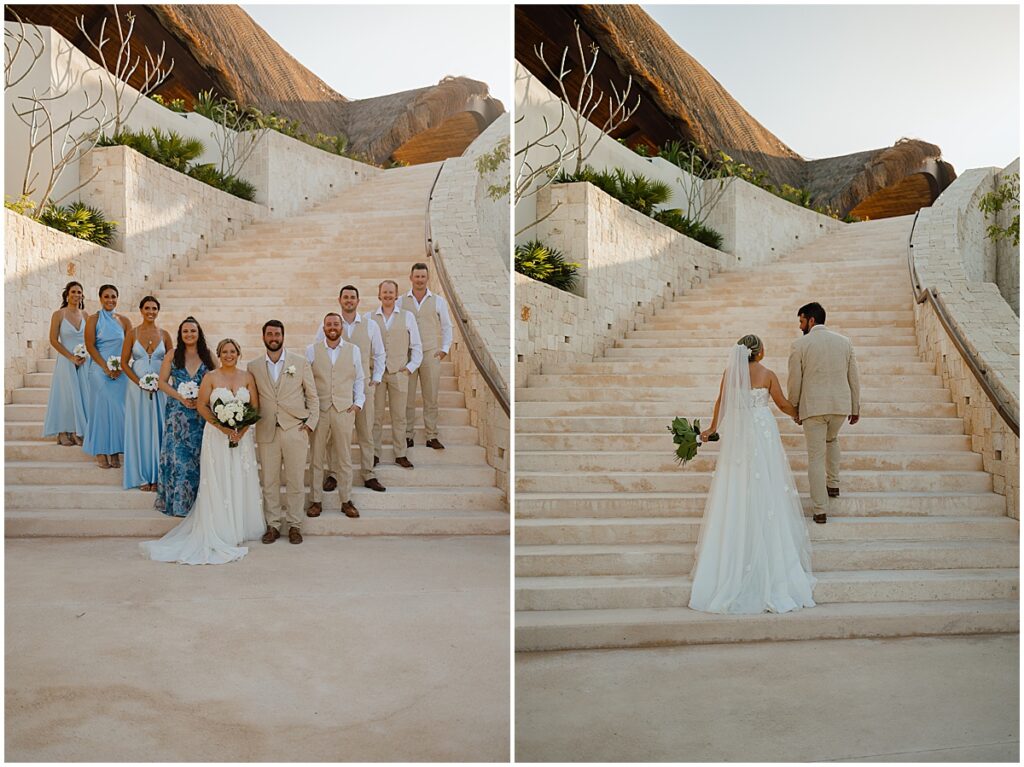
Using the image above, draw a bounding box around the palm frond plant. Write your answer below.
[514,239,580,292]
[149,128,204,172]
[612,169,672,215]
[37,201,117,246]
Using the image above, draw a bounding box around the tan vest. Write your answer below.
[311,342,356,412]
[372,310,411,374]
[406,292,440,353]
[344,317,373,377]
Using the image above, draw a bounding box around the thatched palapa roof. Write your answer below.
[6,4,504,164]
[518,5,954,218]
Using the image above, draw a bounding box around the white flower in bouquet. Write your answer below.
[210,389,260,447]
[176,381,200,400]
[236,386,250,404]
[139,373,160,399]
[72,343,88,359]
[106,355,121,371]
[211,387,233,403]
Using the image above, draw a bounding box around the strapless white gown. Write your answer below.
[141,413,264,565]
[689,387,816,614]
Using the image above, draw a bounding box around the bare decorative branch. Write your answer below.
[75,5,174,134]
[4,9,46,91]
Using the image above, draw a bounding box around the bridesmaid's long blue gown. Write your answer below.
[83,310,127,456]
[42,317,89,439]
[123,339,167,489]
[155,362,208,516]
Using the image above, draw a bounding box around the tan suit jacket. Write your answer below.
[787,325,860,419]
[247,351,319,442]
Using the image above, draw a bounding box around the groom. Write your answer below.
[787,302,860,524]
[249,320,319,545]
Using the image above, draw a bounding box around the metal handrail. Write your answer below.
[906,210,1019,437]
[424,161,511,416]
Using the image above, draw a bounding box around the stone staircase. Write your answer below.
[516,215,1018,651]
[6,164,508,537]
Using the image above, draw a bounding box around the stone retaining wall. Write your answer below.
[911,166,1020,518]
[428,117,511,501]
[994,158,1019,314]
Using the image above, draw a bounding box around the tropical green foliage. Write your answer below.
[186,164,257,202]
[150,93,187,112]
[979,172,1020,246]
[475,136,510,200]
[4,194,36,215]
[653,209,724,250]
[514,239,580,292]
[37,202,117,246]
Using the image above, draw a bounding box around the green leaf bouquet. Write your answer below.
[667,417,719,465]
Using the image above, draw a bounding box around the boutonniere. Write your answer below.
[286,365,297,377]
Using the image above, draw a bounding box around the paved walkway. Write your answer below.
[6,536,509,761]
[516,634,1018,762]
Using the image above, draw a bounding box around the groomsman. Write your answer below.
[248,320,318,545]
[315,285,388,493]
[371,279,422,469]
[306,312,365,519]
[397,262,453,450]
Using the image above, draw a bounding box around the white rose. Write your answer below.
[236,387,250,404]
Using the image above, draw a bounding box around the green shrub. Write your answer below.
[4,194,36,215]
[514,239,580,292]
[97,128,204,172]
[37,202,117,246]
[556,166,671,215]
[150,93,187,112]
[222,175,257,202]
[652,209,724,250]
[185,164,256,202]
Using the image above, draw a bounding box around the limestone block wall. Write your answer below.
[995,158,1020,314]
[911,167,1020,518]
[429,116,511,501]
[244,130,381,218]
[516,182,727,386]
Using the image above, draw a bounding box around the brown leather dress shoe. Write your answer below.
[406,437,414,448]
[813,513,827,524]
[364,478,386,492]
[306,502,322,518]
[395,456,414,469]
[373,456,380,467]
[425,438,445,450]
[288,527,303,544]
[341,501,360,518]
[827,487,840,498]
[261,527,280,544]
[323,475,337,492]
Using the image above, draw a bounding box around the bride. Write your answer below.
[141,338,265,565]
[688,335,816,614]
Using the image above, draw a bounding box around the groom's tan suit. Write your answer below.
[248,351,319,533]
[787,325,860,514]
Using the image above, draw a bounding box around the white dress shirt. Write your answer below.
[397,289,454,354]
[305,339,366,409]
[373,306,423,372]
[265,351,287,383]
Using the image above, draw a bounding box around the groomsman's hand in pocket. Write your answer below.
[346,405,361,414]
[435,351,447,360]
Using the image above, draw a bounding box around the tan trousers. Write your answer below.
[312,407,355,503]
[258,425,309,532]
[802,414,844,513]
[373,370,408,460]
[322,387,376,483]
[406,353,441,441]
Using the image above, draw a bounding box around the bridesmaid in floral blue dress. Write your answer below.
[155,317,217,517]
[121,296,173,491]
[42,281,90,446]
[83,285,132,469]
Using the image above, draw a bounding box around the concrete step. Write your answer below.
[514,432,974,453]
[516,569,1020,611]
[6,483,505,511]
[515,539,1018,577]
[6,506,508,538]
[603,345,919,358]
[515,470,993,494]
[514,491,1007,518]
[514,387,949,403]
[514,400,956,418]
[514,450,984,473]
[551,359,936,376]
[514,599,1019,650]
[515,416,963,435]
[524,373,942,389]
[514,515,1018,545]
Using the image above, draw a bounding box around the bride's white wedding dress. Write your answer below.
[141,388,264,565]
[689,345,816,614]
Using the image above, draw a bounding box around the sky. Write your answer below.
[644,4,1020,173]
[241,4,511,109]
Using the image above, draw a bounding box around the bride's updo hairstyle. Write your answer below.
[738,334,763,362]
[216,338,241,358]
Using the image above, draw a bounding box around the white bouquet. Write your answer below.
[210,387,260,448]
[106,355,121,372]
[139,372,160,400]
[176,381,200,400]
[72,343,88,359]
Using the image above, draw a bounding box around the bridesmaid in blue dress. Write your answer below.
[83,285,132,469]
[42,281,90,446]
[155,316,217,516]
[121,296,173,491]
